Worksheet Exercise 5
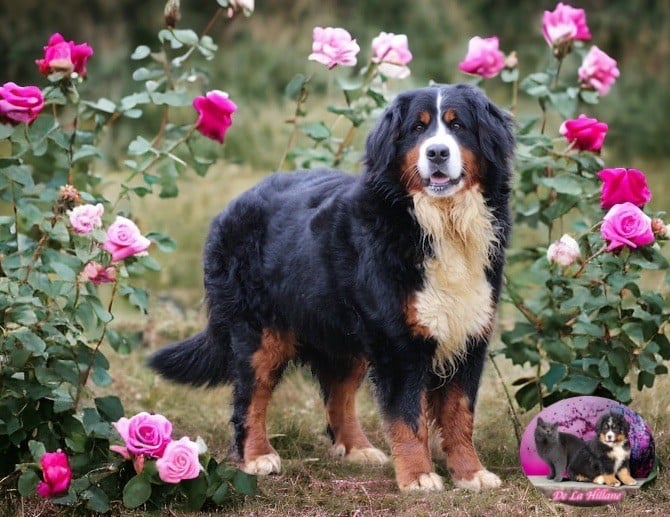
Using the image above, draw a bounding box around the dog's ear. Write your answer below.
[364,95,406,174]
[477,98,515,166]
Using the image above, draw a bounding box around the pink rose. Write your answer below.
[458,36,505,79]
[193,90,237,143]
[559,114,608,151]
[371,32,412,79]
[0,82,45,125]
[68,203,104,234]
[102,216,151,262]
[36,450,72,498]
[598,168,651,209]
[35,33,93,78]
[601,202,655,251]
[547,234,580,267]
[156,437,202,484]
[308,27,360,69]
[82,261,116,285]
[542,2,591,47]
[113,412,172,458]
[578,46,620,96]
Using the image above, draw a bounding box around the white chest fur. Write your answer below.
[608,443,629,472]
[411,190,496,375]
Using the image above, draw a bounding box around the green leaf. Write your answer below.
[72,145,103,162]
[558,375,599,395]
[539,175,583,196]
[183,474,208,510]
[0,122,16,140]
[146,231,176,252]
[28,440,46,462]
[83,486,110,513]
[211,481,230,504]
[300,121,331,141]
[95,396,125,422]
[123,474,152,509]
[284,74,308,101]
[232,470,257,495]
[84,98,117,114]
[128,136,154,155]
[514,381,540,411]
[11,328,46,354]
[17,470,40,496]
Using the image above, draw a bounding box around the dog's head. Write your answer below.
[595,412,630,448]
[364,83,514,201]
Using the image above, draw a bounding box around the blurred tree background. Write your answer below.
[2,0,669,167]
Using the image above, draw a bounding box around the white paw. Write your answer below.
[343,447,389,464]
[400,472,444,492]
[453,469,501,491]
[242,453,281,475]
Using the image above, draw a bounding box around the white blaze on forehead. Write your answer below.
[417,91,462,180]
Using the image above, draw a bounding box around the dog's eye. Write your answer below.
[451,121,463,131]
[413,122,426,133]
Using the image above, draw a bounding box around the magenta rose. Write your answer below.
[578,46,620,96]
[601,202,655,251]
[82,261,116,285]
[598,168,652,209]
[69,203,104,234]
[308,27,360,69]
[193,90,237,143]
[36,450,72,498]
[156,437,202,484]
[0,82,45,125]
[36,33,93,78]
[559,114,608,151]
[458,36,505,79]
[547,234,580,267]
[371,32,412,79]
[102,216,151,262]
[542,2,591,47]
[113,412,172,458]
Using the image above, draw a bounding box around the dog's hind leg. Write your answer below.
[230,327,296,475]
[316,357,388,465]
[616,467,637,485]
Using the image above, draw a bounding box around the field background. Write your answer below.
[3,0,670,514]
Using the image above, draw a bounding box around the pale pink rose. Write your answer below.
[542,2,591,47]
[156,437,202,484]
[598,168,651,209]
[578,46,620,96]
[36,450,72,498]
[308,27,360,69]
[68,203,104,234]
[82,261,116,285]
[0,82,45,125]
[102,216,151,262]
[109,444,131,460]
[547,234,580,267]
[35,33,93,77]
[559,114,608,151]
[601,202,655,251]
[371,32,412,79]
[193,90,237,143]
[113,412,172,458]
[458,36,505,79]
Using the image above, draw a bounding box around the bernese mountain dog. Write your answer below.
[568,411,637,487]
[149,83,515,491]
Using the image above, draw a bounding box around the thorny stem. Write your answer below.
[277,81,310,171]
[73,278,119,411]
[332,124,359,168]
[487,351,522,445]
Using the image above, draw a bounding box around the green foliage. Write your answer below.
[495,40,670,411]
[1,3,254,513]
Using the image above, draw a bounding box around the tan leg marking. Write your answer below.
[386,394,443,491]
[595,474,621,487]
[324,358,388,464]
[617,467,637,486]
[428,385,501,490]
[242,329,296,475]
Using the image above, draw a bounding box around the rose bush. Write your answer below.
[1,1,257,513]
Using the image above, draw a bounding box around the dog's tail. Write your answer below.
[148,329,234,386]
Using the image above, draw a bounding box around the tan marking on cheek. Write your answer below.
[460,146,484,189]
[244,329,296,463]
[385,393,432,489]
[400,144,424,193]
[419,110,431,125]
[428,386,484,483]
[444,109,457,123]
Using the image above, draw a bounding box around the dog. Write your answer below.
[567,411,637,487]
[149,83,514,491]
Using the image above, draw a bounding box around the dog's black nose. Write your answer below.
[425,144,450,164]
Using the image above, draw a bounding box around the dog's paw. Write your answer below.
[345,446,389,464]
[621,477,637,486]
[399,472,444,492]
[593,475,620,487]
[242,453,281,475]
[453,469,502,491]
